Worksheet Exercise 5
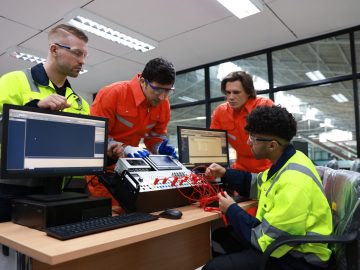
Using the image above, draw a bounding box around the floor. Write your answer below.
[0,246,16,270]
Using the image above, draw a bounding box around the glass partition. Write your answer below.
[273,34,351,87]
[172,27,360,164]
[209,54,268,98]
[170,69,205,106]
[355,31,360,72]
[274,80,356,168]
[167,105,206,150]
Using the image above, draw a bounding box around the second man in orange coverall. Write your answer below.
[211,71,273,173]
[88,57,177,205]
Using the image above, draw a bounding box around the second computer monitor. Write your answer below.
[177,126,229,168]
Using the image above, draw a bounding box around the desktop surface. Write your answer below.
[0,201,257,268]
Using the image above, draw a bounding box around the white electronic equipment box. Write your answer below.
[111,155,193,212]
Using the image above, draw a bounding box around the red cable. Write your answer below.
[153,166,227,225]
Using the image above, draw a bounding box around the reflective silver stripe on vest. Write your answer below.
[265,163,325,197]
[290,250,329,267]
[251,219,327,266]
[115,114,134,128]
[75,96,82,107]
[23,69,40,92]
[228,133,236,141]
[146,123,156,129]
[249,173,258,199]
[251,218,291,249]
[257,172,264,187]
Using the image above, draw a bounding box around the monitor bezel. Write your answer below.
[177,126,230,168]
[1,104,108,179]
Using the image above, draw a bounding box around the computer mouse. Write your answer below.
[159,209,183,219]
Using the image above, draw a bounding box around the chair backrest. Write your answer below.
[316,166,360,270]
[351,159,360,173]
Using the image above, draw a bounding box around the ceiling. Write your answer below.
[1,0,360,102]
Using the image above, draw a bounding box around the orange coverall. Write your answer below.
[210,97,273,173]
[88,74,171,205]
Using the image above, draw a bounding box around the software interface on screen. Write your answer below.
[2,106,107,178]
[145,155,181,170]
[177,127,229,167]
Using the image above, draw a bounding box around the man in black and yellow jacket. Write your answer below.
[203,105,332,270]
[0,24,90,192]
[0,24,89,115]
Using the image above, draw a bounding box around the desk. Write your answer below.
[0,201,256,270]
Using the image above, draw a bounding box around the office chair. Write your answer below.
[259,167,360,270]
[351,159,360,173]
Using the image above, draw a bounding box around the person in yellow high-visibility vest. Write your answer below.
[203,105,332,270]
[0,24,90,195]
[0,24,90,115]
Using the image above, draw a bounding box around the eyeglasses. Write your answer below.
[54,43,88,59]
[145,79,174,95]
[248,134,282,146]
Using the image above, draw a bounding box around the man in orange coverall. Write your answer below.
[88,57,177,205]
[211,71,273,173]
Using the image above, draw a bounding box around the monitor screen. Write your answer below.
[177,126,229,168]
[145,155,181,170]
[1,104,108,191]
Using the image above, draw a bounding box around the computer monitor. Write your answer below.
[177,126,230,168]
[0,104,108,201]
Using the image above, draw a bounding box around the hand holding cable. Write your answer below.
[218,191,236,214]
[204,163,226,180]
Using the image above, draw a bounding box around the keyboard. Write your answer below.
[46,212,159,240]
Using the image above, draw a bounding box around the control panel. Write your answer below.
[114,155,191,192]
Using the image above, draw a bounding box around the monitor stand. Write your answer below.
[26,177,88,202]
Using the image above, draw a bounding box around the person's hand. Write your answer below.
[218,191,236,213]
[205,163,226,181]
[158,139,177,158]
[37,94,71,111]
[124,146,150,158]
[107,140,125,159]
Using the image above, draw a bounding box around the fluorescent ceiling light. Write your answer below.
[331,93,349,103]
[305,70,326,81]
[178,96,198,102]
[65,9,157,52]
[10,51,88,74]
[217,0,263,19]
[11,51,46,64]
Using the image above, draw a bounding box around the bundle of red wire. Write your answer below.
[153,166,228,224]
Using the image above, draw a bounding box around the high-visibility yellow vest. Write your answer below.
[0,69,89,115]
[251,150,332,267]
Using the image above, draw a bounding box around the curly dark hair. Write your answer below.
[141,57,175,85]
[245,105,297,142]
[221,71,256,98]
